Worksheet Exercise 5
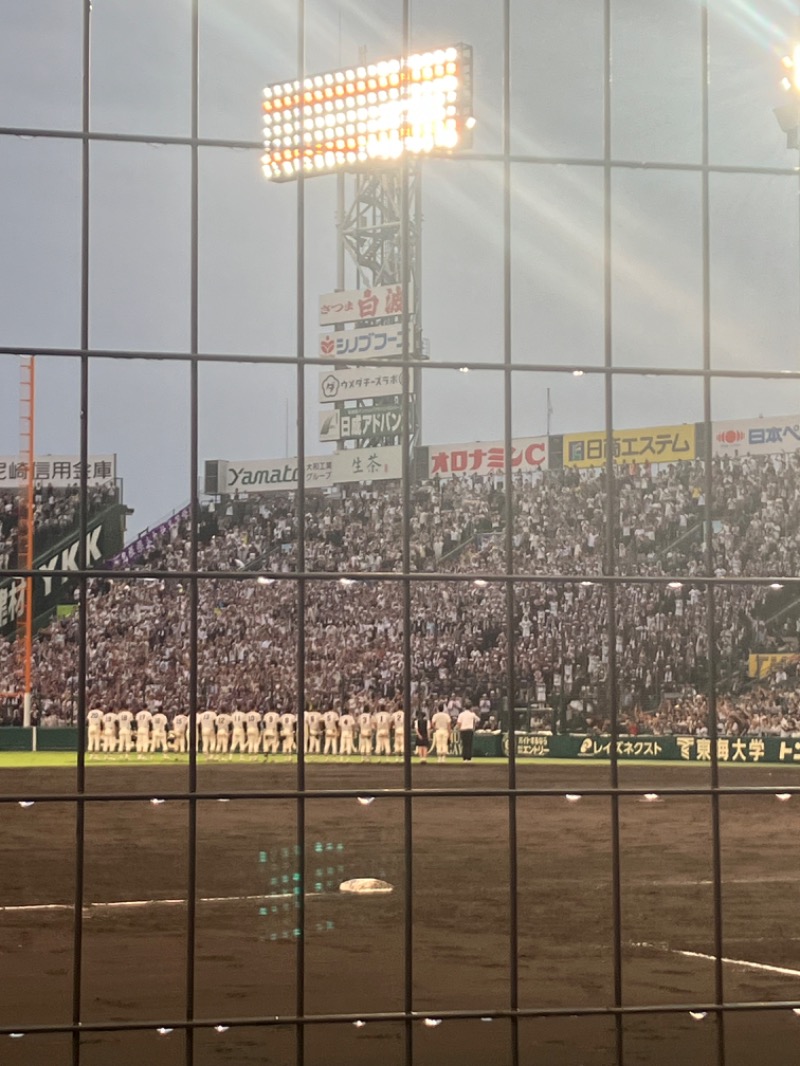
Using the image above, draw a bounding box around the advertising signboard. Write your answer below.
[320,406,405,442]
[318,323,414,360]
[0,455,117,488]
[712,415,800,457]
[331,445,404,483]
[220,457,333,494]
[563,424,695,468]
[319,366,413,403]
[428,437,548,477]
[319,284,410,327]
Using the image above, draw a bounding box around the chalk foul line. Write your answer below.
[0,891,328,915]
[632,941,800,979]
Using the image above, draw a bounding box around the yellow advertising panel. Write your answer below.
[563,424,696,468]
[748,652,800,679]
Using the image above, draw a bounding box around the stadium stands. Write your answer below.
[2,454,800,736]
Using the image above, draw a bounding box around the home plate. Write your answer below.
[339,878,394,895]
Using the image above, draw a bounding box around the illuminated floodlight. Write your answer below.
[262,43,473,182]
[781,44,800,92]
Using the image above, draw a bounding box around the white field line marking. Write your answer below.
[0,891,328,915]
[672,948,800,979]
[633,941,800,979]
[646,876,797,887]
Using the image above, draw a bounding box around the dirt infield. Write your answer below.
[1,760,799,1065]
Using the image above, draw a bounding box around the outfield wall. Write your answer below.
[3,729,800,763]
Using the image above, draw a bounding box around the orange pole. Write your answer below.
[24,357,35,703]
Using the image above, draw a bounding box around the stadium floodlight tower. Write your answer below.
[262,45,474,456]
[775,21,800,148]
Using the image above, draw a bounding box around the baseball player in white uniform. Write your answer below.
[230,708,247,755]
[431,703,452,764]
[262,709,280,755]
[117,708,134,755]
[101,710,118,754]
[215,711,232,755]
[279,710,297,754]
[198,709,217,755]
[87,708,104,754]
[134,707,152,756]
[150,709,169,754]
[172,712,189,753]
[339,709,356,756]
[391,705,405,757]
[305,707,322,754]
[245,709,262,755]
[357,707,373,760]
[374,702,392,758]
[322,707,340,756]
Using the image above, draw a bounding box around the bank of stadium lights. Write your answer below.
[262,45,474,182]
[776,40,800,148]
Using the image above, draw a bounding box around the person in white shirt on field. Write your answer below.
[230,708,247,754]
[262,709,280,754]
[245,709,262,755]
[150,709,169,754]
[87,708,104,754]
[305,707,322,754]
[101,710,118,754]
[279,710,296,754]
[456,705,482,762]
[172,712,189,753]
[357,706,373,760]
[117,708,134,756]
[391,705,405,757]
[134,707,152,757]
[339,708,356,756]
[214,710,232,755]
[373,701,392,758]
[322,707,340,756]
[431,702,452,764]
[198,709,217,755]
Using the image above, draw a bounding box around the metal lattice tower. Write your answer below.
[336,168,423,453]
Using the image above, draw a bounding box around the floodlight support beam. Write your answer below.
[336,165,423,454]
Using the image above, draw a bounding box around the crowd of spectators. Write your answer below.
[0,484,118,570]
[1,453,799,735]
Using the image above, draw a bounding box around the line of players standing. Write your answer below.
[84,701,410,758]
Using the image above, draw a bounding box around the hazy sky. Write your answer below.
[2,0,800,533]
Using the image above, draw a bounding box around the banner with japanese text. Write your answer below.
[319,366,412,403]
[510,732,800,764]
[318,323,414,360]
[331,445,403,484]
[428,437,548,477]
[712,415,800,457]
[563,425,695,468]
[319,284,411,326]
[319,405,405,443]
[0,454,117,488]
